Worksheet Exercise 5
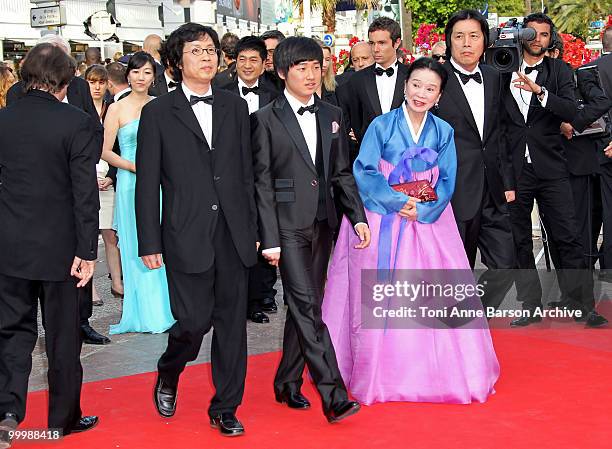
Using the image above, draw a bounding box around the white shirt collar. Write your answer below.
[375,59,398,70]
[238,77,259,91]
[521,57,545,71]
[182,82,212,102]
[402,105,428,143]
[450,58,481,75]
[164,72,175,86]
[114,87,131,102]
[284,89,314,114]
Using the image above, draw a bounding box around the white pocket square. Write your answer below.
[331,121,340,133]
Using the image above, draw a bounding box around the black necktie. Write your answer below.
[374,66,395,77]
[168,81,178,89]
[297,104,319,115]
[242,85,260,96]
[454,68,482,84]
[189,95,214,106]
[524,65,543,75]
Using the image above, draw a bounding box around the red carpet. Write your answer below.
[16,329,612,449]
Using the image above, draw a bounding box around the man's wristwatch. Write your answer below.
[536,86,547,100]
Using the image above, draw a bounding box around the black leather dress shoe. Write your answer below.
[510,315,542,327]
[249,311,270,324]
[153,376,177,418]
[0,413,18,449]
[209,413,244,437]
[81,324,111,345]
[261,298,278,313]
[585,311,608,328]
[326,401,361,423]
[71,416,99,433]
[275,391,311,409]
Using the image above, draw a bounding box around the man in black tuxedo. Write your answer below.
[148,43,178,97]
[260,30,286,92]
[211,32,239,89]
[436,10,516,310]
[136,23,258,437]
[0,44,100,447]
[221,36,281,324]
[5,34,108,346]
[252,37,370,423]
[502,13,607,327]
[343,17,409,145]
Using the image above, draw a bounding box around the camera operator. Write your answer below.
[502,13,607,327]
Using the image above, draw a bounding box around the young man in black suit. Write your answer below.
[5,34,108,346]
[435,10,516,310]
[135,23,258,437]
[0,44,100,448]
[344,17,409,145]
[148,43,178,97]
[251,37,370,423]
[221,36,280,324]
[503,13,607,327]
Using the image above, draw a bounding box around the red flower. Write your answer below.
[560,33,594,68]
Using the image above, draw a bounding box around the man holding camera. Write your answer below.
[502,13,607,327]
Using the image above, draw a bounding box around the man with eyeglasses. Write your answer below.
[260,30,286,91]
[136,23,258,437]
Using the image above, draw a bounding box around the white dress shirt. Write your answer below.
[510,59,549,162]
[165,72,177,92]
[285,89,317,164]
[114,87,131,102]
[375,59,398,114]
[402,104,428,144]
[238,77,260,114]
[181,83,213,148]
[450,58,485,141]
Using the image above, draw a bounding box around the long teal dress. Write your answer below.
[109,119,175,334]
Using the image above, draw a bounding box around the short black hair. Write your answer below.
[273,37,323,78]
[165,22,220,82]
[126,51,156,82]
[21,43,76,93]
[524,13,555,33]
[235,36,267,62]
[260,30,286,43]
[444,10,490,59]
[221,32,239,60]
[405,56,449,92]
[368,17,401,43]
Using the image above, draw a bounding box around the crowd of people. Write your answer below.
[0,9,611,447]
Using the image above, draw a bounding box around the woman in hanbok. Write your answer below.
[101,52,175,334]
[322,57,499,405]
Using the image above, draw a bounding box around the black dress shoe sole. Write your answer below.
[209,422,244,437]
[153,380,177,418]
[275,398,310,410]
[586,319,609,328]
[83,338,111,345]
[510,318,542,327]
[72,418,99,433]
[327,403,361,423]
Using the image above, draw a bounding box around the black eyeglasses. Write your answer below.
[432,54,446,61]
[183,47,219,57]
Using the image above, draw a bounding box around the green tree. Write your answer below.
[404,0,482,30]
[489,0,526,17]
[549,0,610,38]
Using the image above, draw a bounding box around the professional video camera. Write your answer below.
[485,18,536,73]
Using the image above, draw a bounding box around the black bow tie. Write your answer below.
[189,94,214,106]
[454,69,482,85]
[168,81,178,89]
[524,65,543,74]
[374,66,395,77]
[241,85,260,96]
[297,104,319,115]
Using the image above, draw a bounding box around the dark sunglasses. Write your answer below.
[432,54,446,61]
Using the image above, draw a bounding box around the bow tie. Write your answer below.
[524,65,543,75]
[297,104,319,115]
[189,94,214,106]
[168,81,178,89]
[374,66,395,77]
[241,85,260,96]
[454,69,482,84]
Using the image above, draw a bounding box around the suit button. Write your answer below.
[311,179,318,187]
[214,176,220,181]
[211,204,218,211]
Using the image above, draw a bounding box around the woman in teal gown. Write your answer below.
[101,52,175,334]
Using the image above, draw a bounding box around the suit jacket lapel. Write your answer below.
[391,63,408,109]
[274,97,317,174]
[316,100,331,180]
[445,65,480,139]
[171,89,208,147]
[482,67,495,143]
[259,88,273,108]
[211,88,227,149]
[527,59,549,123]
[365,68,383,117]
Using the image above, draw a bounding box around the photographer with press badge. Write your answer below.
[500,13,607,328]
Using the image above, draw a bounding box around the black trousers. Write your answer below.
[599,163,612,270]
[157,214,248,416]
[247,255,277,314]
[455,181,515,310]
[509,162,594,311]
[79,281,93,326]
[0,273,83,434]
[274,220,348,412]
